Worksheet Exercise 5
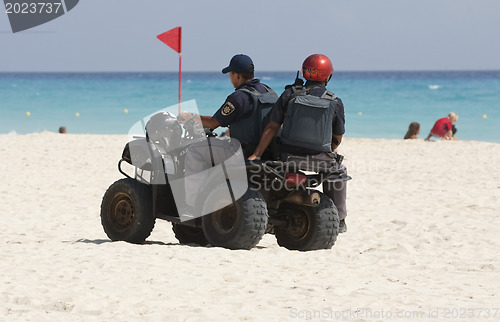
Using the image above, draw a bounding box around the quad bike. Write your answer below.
[100,112,351,251]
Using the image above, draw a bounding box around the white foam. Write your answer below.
[428,84,440,90]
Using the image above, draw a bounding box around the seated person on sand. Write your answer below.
[425,112,458,141]
[404,122,420,139]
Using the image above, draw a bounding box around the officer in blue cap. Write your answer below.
[179,54,277,158]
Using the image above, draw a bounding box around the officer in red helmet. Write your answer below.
[249,54,349,233]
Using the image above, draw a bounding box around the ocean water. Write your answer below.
[1,71,499,142]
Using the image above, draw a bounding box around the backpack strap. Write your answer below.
[321,90,337,101]
[237,86,260,113]
[284,85,323,107]
[262,84,277,96]
[239,84,277,105]
[240,84,276,97]
[239,85,258,95]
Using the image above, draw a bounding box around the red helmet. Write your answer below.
[302,54,334,81]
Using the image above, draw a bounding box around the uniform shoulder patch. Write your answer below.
[221,101,235,116]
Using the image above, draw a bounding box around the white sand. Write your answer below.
[1,132,499,321]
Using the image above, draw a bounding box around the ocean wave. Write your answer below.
[428,84,440,90]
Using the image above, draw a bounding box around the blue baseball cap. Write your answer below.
[222,54,254,74]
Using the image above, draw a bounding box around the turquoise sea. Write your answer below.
[1,71,499,142]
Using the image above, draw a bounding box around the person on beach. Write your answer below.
[248,54,349,233]
[178,54,278,158]
[452,124,458,138]
[425,112,458,141]
[404,122,420,139]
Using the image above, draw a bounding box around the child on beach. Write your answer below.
[404,122,420,139]
[425,112,458,141]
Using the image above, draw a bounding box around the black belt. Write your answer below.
[281,144,323,156]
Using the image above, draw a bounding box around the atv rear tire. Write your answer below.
[100,178,155,244]
[172,224,208,246]
[275,192,339,251]
[202,189,267,250]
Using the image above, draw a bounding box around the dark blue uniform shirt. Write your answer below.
[213,79,268,127]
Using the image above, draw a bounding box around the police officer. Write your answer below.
[180,54,277,158]
[249,54,349,233]
[176,54,277,216]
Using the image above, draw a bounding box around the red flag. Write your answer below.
[157,26,183,113]
[157,27,181,53]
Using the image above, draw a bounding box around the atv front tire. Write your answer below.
[100,178,155,244]
[202,189,268,250]
[172,224,208,246]
[275,192,339,251]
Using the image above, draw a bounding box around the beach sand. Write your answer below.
[1,132,499,321]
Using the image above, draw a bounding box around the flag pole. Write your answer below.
[178,52,182,113]
[178,33,182,114]
[156,26,182,114]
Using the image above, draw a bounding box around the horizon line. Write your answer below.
[2,69,500,74]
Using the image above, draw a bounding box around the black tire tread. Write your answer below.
[100,178,155,244]
[203,189,268,250]
[276,192,339,251]
[172,224,209,246]
[234,192,268,249]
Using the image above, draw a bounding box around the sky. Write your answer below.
[1,0,500,72]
